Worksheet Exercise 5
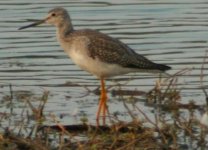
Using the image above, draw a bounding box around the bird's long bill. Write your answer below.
[18,19,45,30]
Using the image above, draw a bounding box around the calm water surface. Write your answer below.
[0,0,208,125]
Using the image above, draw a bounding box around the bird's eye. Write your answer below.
[52,13,56,17]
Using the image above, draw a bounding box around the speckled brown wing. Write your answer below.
[85,30,170,71]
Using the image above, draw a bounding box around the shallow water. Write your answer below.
[0,0,208,125]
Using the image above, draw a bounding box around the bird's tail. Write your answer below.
[153,63,172,78]
[155,63,171,72]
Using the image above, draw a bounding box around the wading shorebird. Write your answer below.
[19,7,171,126]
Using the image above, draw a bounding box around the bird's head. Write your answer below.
[18,7,70,30]
[45,7,69,26]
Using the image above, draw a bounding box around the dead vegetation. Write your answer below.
[0,53,207,150]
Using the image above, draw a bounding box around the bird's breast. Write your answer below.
[58,36,99,75]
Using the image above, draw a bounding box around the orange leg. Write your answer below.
[96,78,108,126]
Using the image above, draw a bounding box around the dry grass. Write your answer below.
[0,54,207,150]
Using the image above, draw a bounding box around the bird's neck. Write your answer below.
[57,18,74,40]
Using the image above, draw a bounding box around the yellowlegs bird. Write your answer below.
[19,7,171,125]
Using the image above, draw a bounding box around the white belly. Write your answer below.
[68,48,135,78]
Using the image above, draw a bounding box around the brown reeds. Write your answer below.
[0,53,208,149]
